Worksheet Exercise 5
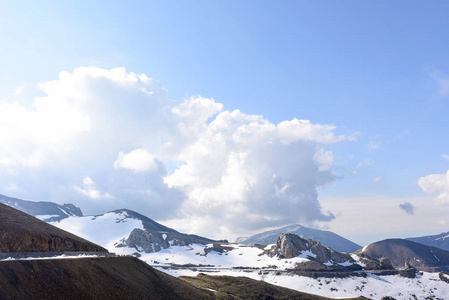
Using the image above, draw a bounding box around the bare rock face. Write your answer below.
[268,233,354,265]
[125,228,222,253]
[126,229,170,253]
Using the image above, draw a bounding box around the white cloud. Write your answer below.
[429,69,449,96]
[437,77,449,95]
[164,107,352,237]
[443,154,449,161]
[0,66,353,239]
[418,169,449,204]
[13,85,25,95]
[75,176,112,200]
[356,159,374,169]
[367,141,380,151]
[373,176,382,182]
[114,148,157,172]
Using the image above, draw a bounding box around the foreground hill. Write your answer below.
[0,256,211,299]
[236,224,361,253]
[0,193,82,221]
[0,203,106,252]
[180,273,369,300]
[407,231,449,251]
[357,238,449,269]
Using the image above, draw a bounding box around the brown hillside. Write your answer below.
[0,256,211,299]
[180,273,371,300]
[0,203,106,252]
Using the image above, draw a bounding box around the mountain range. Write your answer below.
[407,231,449,251]
[236,224,361,253]
[3,193,449,299]
[0,197,365,300]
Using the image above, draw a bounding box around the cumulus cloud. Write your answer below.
[418,170,449,204]
[443,154,449,161]
[0,66,352,239]
[114,148,157,172]
[75,176,112,200]
[399,202,415,215]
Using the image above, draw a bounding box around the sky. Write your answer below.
[1,1,449,246]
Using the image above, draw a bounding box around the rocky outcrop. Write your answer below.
[356,254,395,270]
[125,228,224,253]
[267,233,354,264]
[126,229,170,252]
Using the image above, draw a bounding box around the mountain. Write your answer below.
[0,193,82,221]
[0,203,346,300]
[0,203,212,299]
[43,208,449,299]
[407,231,449,251]
[49,208,223,254]
[0,202,106,253]
[356,238,449,268]
[237,224,361,253]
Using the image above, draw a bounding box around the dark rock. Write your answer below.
[125,228,226,254]
[398,267,417,278]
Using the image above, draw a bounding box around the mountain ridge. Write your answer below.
[0,193,83,222]
[237,224,361,253]
[407,231,449,251]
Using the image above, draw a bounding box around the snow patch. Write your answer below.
[35,214,60,221]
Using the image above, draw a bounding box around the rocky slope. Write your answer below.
[237,224,361,253]
[265,233,363,274]
[125,228,221,253]
[0,203,106,252]
[0,193,82,221]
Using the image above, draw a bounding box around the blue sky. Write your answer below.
[1,1,449,245]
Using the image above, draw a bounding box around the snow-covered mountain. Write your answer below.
[49,209,222,252]
[407,231,449,251]
[236,224,361,253]
[4,193,449,300]
[0,193,82,222]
